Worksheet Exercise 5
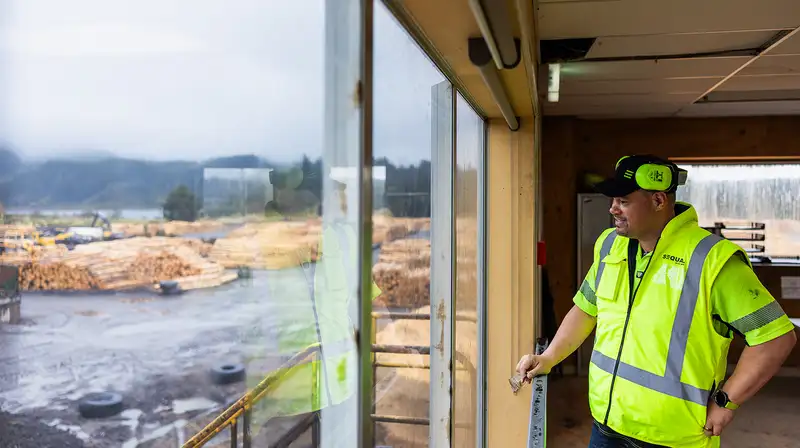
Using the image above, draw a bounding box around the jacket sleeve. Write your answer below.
[710,252,795,346]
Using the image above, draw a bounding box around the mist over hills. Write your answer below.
[0,148,433,218]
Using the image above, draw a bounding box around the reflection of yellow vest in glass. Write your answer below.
[259,222,381,418]
[588,204,745,447]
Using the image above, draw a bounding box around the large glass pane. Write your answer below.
[370,2,443,447]
[453,93,483,448]
[676,163,800,260]
[0,1,368,447]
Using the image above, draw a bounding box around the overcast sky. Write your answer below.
[0,0,460,165]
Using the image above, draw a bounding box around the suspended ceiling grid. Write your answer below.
[537,0,800,118]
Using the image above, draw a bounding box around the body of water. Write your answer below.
[5,208,163,221]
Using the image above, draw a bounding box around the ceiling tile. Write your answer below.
[538,0,799,39]
[585,31,775,59]
[676,100,800,116]
[717,74,800,91]
[555,57,748,81]
[740,54,800,75]
[768,32,800,55]
[542,102,682,117]
[558,78,718,95]
[548,92,698,107]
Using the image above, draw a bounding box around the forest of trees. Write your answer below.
[0,147,441,220]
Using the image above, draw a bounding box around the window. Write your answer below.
[370,2,443,446]
[0,1,370,446]
[454,92,485,448]
[676,163,800,261]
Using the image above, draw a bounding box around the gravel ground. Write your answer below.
[0,368,247,447]
[0,410,86,448]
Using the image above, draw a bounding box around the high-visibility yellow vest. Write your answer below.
[257,221,381,419]
[588,204,745,447]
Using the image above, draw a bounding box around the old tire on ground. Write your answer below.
[159,280,183,296]
[210,363,246,385]
[78,392,124,419]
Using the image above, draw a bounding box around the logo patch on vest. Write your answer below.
[651,263,685,288]
[662,254,686,266]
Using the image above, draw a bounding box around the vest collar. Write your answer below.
[659,202,697,241]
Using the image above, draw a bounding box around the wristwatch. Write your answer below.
[712,389,739,410]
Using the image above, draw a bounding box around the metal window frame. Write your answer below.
[358,0,375,446]
[476,113,488,448]
[323,0,375,446]
[430,79,456,448]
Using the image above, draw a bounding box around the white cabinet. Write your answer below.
[576,193,613,376]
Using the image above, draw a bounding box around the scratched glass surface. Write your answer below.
[0,0,371,446]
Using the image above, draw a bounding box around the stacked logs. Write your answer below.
[18,261,99,291]
[3,237,232,292]
[130,251,201,284]
[372,238,431,309]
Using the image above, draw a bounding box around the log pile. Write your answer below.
[207,216,429,270]
[372,239,431,309]
[1,237,234,292]
[130,252,200,283]
[209,221,321,270]
[19,261,99,291]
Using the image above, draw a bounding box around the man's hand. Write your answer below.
[704,402,735,437]
[516,353,556,383]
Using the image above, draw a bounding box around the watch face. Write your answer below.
[714,390,727,407]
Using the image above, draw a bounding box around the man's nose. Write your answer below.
[609,202,621,215]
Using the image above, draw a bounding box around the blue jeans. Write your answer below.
[589,420,667,448]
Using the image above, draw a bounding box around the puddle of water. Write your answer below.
[122,419,187,448]
[172,397,218,414]
[120,408,143,433]
[152,404,170,414]
[45,418,91,441]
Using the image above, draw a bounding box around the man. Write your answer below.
[517,155,797,447]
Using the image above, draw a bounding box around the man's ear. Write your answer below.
[653,192,668,211]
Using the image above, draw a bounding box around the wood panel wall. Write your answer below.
[486,117,537,447]
[542,116,800,368]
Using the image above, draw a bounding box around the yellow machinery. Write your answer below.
[31,229,74,247]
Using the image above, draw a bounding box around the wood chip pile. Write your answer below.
[208,221,321,270]
[1,237,234,292]
[113,220,226,237]
[372,238,430,309]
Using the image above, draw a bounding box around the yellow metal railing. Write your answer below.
[182,311,477,448]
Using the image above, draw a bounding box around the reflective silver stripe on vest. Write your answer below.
[594,231,618,290]
[591,350,710,406]
[591,233,724,406]
[665,234,723,380]
[580,279,597,306]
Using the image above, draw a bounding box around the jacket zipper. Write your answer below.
[603,239,657,426]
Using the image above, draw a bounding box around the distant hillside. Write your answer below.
[0,149,436,218]
[0,149,283,209]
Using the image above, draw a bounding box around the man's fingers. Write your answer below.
[516,355,533,374]
[703,421,722,437]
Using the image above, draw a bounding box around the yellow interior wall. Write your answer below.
[486,116,537,447]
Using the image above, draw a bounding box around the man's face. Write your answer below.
[609,190,659,238]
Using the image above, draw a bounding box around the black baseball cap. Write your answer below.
[593,154,686,198]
